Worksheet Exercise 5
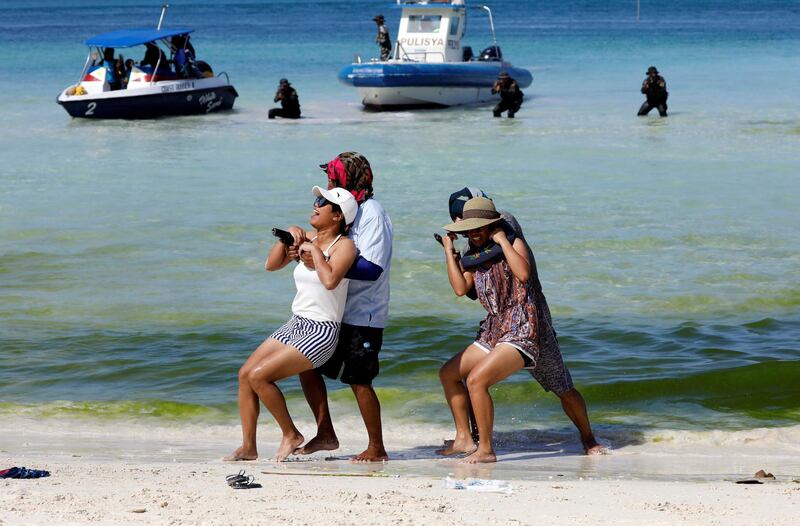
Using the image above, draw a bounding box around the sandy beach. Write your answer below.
[2,418,799,525]
[2,458,798,526]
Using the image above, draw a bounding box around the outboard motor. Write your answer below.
[479,45,503,62]
[462,46,474,62]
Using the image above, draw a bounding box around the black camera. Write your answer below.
[272,228,294,245]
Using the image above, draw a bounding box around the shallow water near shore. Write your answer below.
[1,0,799,472]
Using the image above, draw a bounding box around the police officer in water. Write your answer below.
[491,72,524,118]
[374,14,392,61]
[638,66,668,117]
[268,78,301,120]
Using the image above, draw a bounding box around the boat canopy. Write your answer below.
[392,2,465,10]
[85,28,194,48]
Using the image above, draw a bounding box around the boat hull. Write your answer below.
[339,61,532,109]
[57,80,238,119]
[356,86,498,109]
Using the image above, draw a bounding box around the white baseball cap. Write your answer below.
[312,186,358,225]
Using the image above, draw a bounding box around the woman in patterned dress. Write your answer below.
[438,196,540,464]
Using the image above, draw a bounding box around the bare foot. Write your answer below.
[584,441,608,455]
[223,446,258,461]
[275,433,305,462]
[461,450,497,464]
[350,445,388,463]
[294,435,340,455]
[435,437,477,456]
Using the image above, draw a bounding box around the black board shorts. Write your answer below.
[317,323,383,385]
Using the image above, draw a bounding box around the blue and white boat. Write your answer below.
[338,0,532,109]
[57,7,237,119]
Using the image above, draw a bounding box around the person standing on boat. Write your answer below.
[290,152,393,462]
[102,47,121,91]
[268,79,301,120]
[491,72,524,118]
[374,14,392,61]
[638,66,668,117]
[224,186,358,462]
[437,188,605,457]
[122,59,134,89]
[171,35,198,78]
[141,42,167,71]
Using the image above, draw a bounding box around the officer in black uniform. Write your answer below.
[268,78,301,120]
[491,72,524,118]
[638,66,668,117]
[374,14,392,61]
[141,42,167,70]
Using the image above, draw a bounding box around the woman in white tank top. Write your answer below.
[226,186,357,462]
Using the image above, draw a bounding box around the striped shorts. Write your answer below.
[270,315,341,368]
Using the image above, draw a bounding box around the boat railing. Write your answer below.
[217,71,230,83]
[476,5,498,48]
[393,41,416,62]
[151,51,165,86]
[76,51,92,89]
[406,50,446,63]
[392,41,445,63]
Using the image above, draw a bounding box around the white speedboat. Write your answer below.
[57,8,237,119]
[338,0,532,109]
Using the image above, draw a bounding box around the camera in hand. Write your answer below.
[272,228,295,245]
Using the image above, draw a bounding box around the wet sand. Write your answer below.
[2,418,799,524]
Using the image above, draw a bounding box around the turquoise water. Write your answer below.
[1,1,799,443]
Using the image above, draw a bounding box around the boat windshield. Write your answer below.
[407,15,442,33]
[449,16,460,36]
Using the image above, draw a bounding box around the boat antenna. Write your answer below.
[157,3,169,30]
[480,5,497,48]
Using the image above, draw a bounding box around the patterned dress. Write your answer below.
[474,257,539,363]
[473,246,574,394]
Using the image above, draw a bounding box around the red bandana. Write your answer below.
[321,152,374,204]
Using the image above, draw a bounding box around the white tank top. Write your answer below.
[291,235,349,322]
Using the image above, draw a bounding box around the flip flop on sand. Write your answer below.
[225,470,248,485]
[225,470,262,489]
[0,467,50,479]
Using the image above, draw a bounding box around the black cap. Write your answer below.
[449,187,489,221]
[373,14,385,22]
[279,78,290,85]
[647,66,659,74]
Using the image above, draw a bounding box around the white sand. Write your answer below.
[1,458,798,526]
[2,418,799,525]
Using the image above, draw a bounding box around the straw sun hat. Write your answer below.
[442,197,502,232]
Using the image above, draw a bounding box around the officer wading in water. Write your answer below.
[374,14,392,61]
[491,72,524,118]
[638,66,668,117]
[268,78,301,120]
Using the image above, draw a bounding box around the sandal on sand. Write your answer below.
[226,470,248,485]
[0,467,50,479]
[226,470,262,489]
[231,477,262,489]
